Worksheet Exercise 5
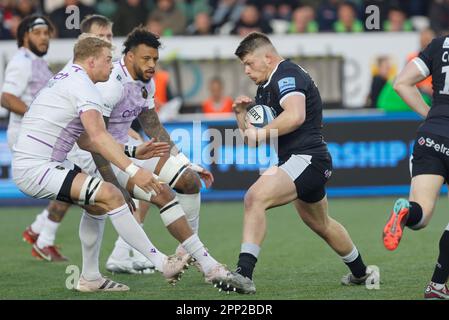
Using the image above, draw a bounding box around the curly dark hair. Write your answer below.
[122,26,161,55]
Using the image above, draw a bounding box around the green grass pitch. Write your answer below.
[0,197,447,300]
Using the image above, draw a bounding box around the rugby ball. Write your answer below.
[245,104,275,128]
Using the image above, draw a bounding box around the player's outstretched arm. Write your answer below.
[394,59,430,118]
[137,108,179,155]
[0,92,28,115]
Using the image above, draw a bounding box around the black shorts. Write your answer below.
[278,153,333,203]
[411,132,449,181]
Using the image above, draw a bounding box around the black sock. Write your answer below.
[431,230,449,284]
[236,253,257,280]
[345,253,367,278]
[405,201,423,228]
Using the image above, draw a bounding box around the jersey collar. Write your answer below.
[21,47,40,60]
[263,59,285,88]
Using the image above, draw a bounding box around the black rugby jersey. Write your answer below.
[416,35,449,137]
[255,59,328,161]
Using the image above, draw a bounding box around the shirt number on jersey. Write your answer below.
[440,66,449,95]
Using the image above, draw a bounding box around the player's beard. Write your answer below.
[134,65,152,84]
[28,39,48,57]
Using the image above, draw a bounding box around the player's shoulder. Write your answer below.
[273,60,306,81]
[7,48,33,68]
[110,60,129,84]
[269,60,309,91]
[426,35,449,53]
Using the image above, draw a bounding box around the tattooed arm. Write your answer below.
[90,116,136,211]
[137,108,179,155]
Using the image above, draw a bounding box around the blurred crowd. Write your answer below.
[1,0,449,40]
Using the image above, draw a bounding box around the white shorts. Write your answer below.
[13,158,81,201]
[67,144,97,176]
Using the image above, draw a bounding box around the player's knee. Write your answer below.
[244,189,269,212]
[97,182,124,210]
[151,185,176,208]
[174,168,201,194]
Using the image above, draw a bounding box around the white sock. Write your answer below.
[341,246,359,263]
[36,217,60,248]
[182,234,218,274]
[30,209,49,234]
[176,193,201,234]
[107,204,166,271]
[110,236,132,261]
[79,211,106,281]
[431,281,445,290]
[241,243,261,258]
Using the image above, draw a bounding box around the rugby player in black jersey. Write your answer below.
[214,32,379,294]
[383,33,449,299]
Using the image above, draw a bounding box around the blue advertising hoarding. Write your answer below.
[0,113,438,204]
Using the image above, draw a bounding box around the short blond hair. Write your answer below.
[73,33,112,62]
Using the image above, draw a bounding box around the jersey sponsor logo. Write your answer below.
[324,169,332,179]
[418,137,425,145]
[278,77,296,94]
[421,137,449,156]
[443,37,449,49]
[122,109,140,118]
[116,74,122,81]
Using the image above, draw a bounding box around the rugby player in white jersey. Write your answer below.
[12,35,190,292]
[0,15,71,261]
[89,27,239,285]
[22,15,153,268]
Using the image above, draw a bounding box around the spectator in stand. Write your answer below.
[151,66,173,113]
[288,5,319,34]
[148,0,186,36]
[187,11,213,35]
[15,0,37,18]
[249,0,298,22]
[202,77,233,115]
[317,0,339,32]
[50,0,95,38]
[383,5,413,32]
[1,1,20,39]
[333,1,363,33]
[231,4,273,37]
[210,0,245,33]
[367,56,392,108]
[112,0,147,36]
[146,16,164,37]
[95,0,118,19]
[178,0,210,26]
[429,0,449,35]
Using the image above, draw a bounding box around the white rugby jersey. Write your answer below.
[1,47,53,133]
[95,57,155,144]
[13,64,103,164]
